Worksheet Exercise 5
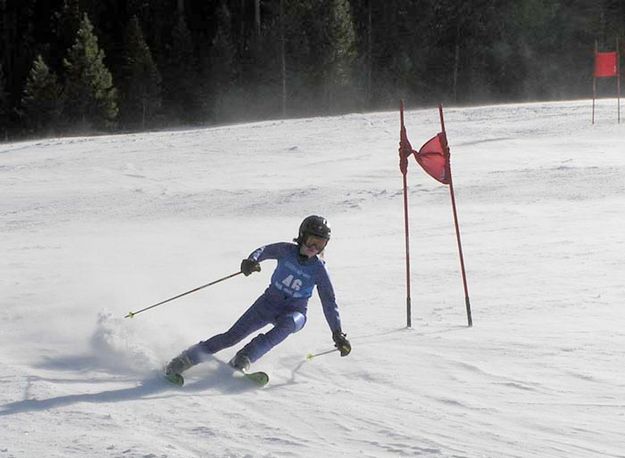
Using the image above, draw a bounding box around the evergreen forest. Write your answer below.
[1,0,624,139]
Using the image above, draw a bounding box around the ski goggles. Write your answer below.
[303,234,328,251]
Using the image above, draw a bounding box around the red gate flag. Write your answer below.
[399,128,450,185]
[594,52,618,78]
[415,133,451,184]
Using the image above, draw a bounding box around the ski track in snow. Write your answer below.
[1,99,625,457]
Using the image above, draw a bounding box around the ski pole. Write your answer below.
[125,271,243,318]
[306,348,339,360]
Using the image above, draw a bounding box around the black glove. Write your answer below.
[332,330,351,357]
[240,258,261,276]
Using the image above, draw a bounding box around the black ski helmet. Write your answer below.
[296,215,331,244]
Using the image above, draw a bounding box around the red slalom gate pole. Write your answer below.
[438,104,473,327]
[399,100,412,328]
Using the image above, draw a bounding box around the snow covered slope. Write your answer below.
[1,99,624,457]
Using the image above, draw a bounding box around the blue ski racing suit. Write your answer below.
[185,242,342,364]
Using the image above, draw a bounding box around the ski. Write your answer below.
[237,369,269,386]
[163,368,268,387]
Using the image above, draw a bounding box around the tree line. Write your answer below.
[1,0,623,139]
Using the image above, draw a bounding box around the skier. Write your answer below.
[165,215,351,382]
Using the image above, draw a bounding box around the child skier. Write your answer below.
[165,215,351,382]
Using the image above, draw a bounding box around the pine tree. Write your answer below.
[209,1,239,121]
[0,64,9,139]
[20,55,63,134]
[51,0,82,72]
[63,14,118,130]
[280,0,357,114]
[269,1,315,114]
[119,16,161,129]
[321,0,357,111]
[163,12,198,123]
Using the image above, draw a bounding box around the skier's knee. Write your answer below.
[283,311,306,333]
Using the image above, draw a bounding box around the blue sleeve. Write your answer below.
[316,263,342,332]
[248,242,290,262]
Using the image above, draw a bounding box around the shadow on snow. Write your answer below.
[0,358,258,417]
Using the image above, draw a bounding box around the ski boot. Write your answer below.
[165,351,194,386]
[228,352,251,372]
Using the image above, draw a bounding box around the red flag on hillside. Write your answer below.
[594,51,618,78]
[415,133,450,185]
[399,129,450,185]
[592,40,621,124]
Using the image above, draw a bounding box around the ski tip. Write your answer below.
[245,371,269,386]
[125,311,135,318]
[164,372,184,386]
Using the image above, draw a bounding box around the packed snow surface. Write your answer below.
[1,99,624,457]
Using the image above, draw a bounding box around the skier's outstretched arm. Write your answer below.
[317,266,351,356]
